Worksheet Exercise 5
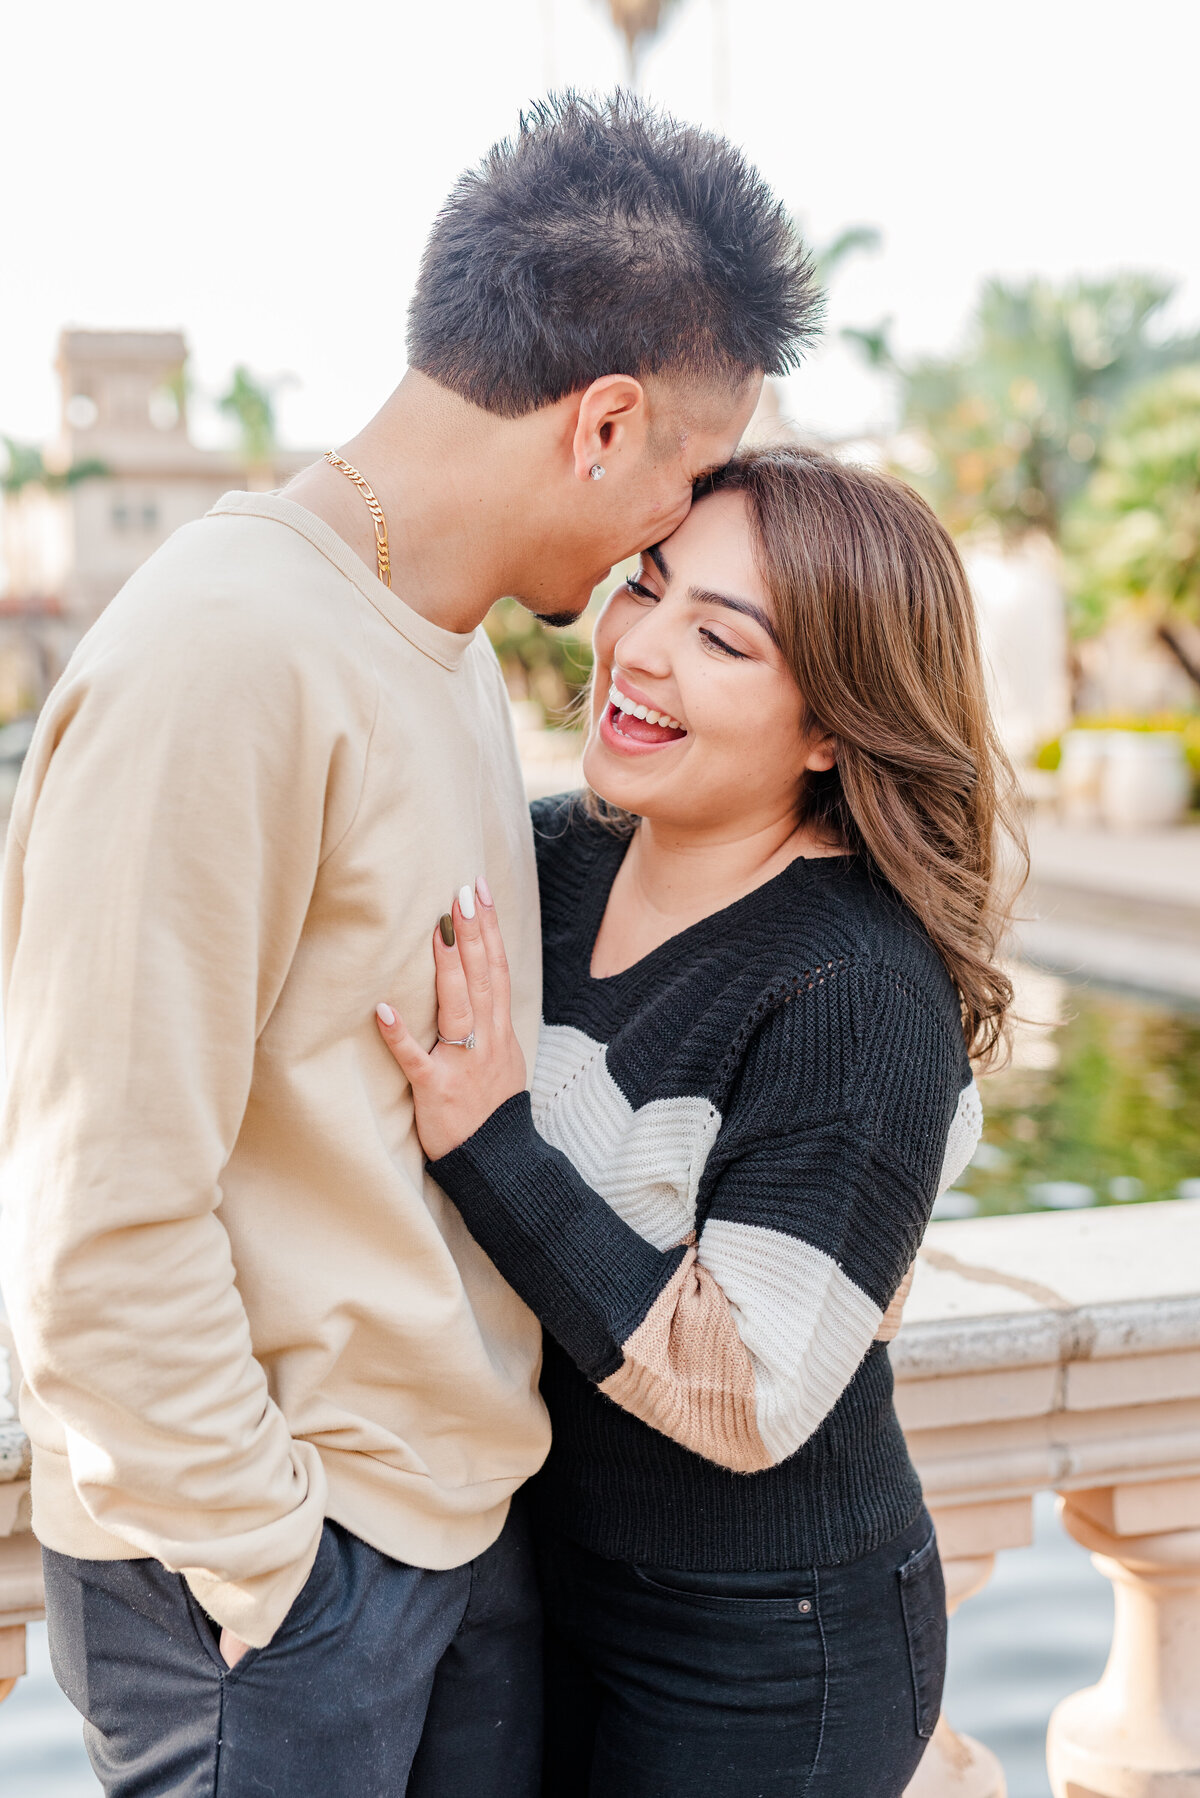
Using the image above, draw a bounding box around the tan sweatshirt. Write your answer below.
[0,491,550,1647]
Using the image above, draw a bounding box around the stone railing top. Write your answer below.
[893,1197,1200,1378]
[0,1334,30,1485]
[1,1207,1198,1479]
[0,1424,29,1484]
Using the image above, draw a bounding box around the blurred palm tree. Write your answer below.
[2,439,107,590]
[217,366,282,476]
[815,224,881,285]
[1,439,106,496]
[870,275,1200,542]
[1066,364,1200,691]
[814,224,888,371]
[0,440,107,702]
[601,0,686,86]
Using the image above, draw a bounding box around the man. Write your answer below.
[0,93,818,1795]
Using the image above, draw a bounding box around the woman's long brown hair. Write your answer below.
[590,446,1027,1066]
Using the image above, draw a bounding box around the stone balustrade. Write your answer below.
[2,1201,1200,1796]
[898,1197,1200,1797]
[0,1323,35,1705]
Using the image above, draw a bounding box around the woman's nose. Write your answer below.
[615,607,674,680]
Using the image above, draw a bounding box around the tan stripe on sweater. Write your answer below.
[599,1247,773,1472]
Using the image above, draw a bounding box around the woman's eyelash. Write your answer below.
[700,628,749,660]
[621,577,747,659]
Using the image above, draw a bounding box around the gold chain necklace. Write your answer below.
[324,450,391,588]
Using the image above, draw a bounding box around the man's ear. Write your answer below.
[571,375,647,484]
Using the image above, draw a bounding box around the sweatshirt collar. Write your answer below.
[208,490,478,671]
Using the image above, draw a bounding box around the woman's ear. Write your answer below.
[803,731,837,774]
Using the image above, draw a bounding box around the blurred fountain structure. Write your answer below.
[963,540,1072,772]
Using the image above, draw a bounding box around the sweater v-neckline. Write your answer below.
[577,822,854,990]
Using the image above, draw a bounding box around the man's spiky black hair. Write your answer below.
[407,91,822,417]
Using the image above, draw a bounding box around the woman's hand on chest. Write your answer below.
[374,880,527,1162]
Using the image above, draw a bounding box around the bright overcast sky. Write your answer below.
[3,0,1198,450]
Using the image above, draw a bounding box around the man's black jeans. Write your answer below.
[538,1507,946,1798]
[42,1500,541,1798]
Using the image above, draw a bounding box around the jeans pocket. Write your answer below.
[188,1520,337,1684]
[630,1562,816,1619]
[897,1526,946,1739]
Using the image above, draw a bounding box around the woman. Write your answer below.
[375,447,1022,1797]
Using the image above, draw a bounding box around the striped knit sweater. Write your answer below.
[430,795,982,1569]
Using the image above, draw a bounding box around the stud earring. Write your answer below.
[589,464,606,481]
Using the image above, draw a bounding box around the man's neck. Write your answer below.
[282,372,540,634]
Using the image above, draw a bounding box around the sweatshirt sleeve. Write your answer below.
[429,968,976,1473]
[0,573,368,1646]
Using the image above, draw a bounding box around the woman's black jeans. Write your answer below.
[538,1507,945,1798]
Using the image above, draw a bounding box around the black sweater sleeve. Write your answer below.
[429,962,972,1472]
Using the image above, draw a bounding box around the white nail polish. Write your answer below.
[458,884,476,920]
[376,1003,395,1026]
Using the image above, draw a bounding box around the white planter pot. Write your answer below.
[1100,731,1190,830]
[1058,730,1111,825]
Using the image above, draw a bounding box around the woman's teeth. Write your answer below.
[607,684,684,733]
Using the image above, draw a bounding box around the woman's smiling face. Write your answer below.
[583,490,834,835]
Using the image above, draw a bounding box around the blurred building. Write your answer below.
[962,541,1072,765]
[0,330,311,710]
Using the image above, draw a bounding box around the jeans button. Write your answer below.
[798,1599,812,1613]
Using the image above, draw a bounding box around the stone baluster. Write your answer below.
[904,1536,1007,1798]
[0,1531,41,1705]
[1047,1481,1200,1797]
[0,1332,36,1705]
[0,1633,23,1704]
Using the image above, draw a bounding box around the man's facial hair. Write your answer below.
[535,609,587,628]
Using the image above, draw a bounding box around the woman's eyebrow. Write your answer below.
[688,585,780,647]
[643,545,780,648]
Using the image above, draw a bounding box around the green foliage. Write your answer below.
[1064,365,1200,636]
[815,224,881,284]
[61,457,108,487]
[1,438,47,494]
[217,367,278,466]
[484,599,595,723]
[483,562,638,724]
[961,988,1200,1215]
[841,321,894,370]
[890,275,1200,541]
[1,437,107,494]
